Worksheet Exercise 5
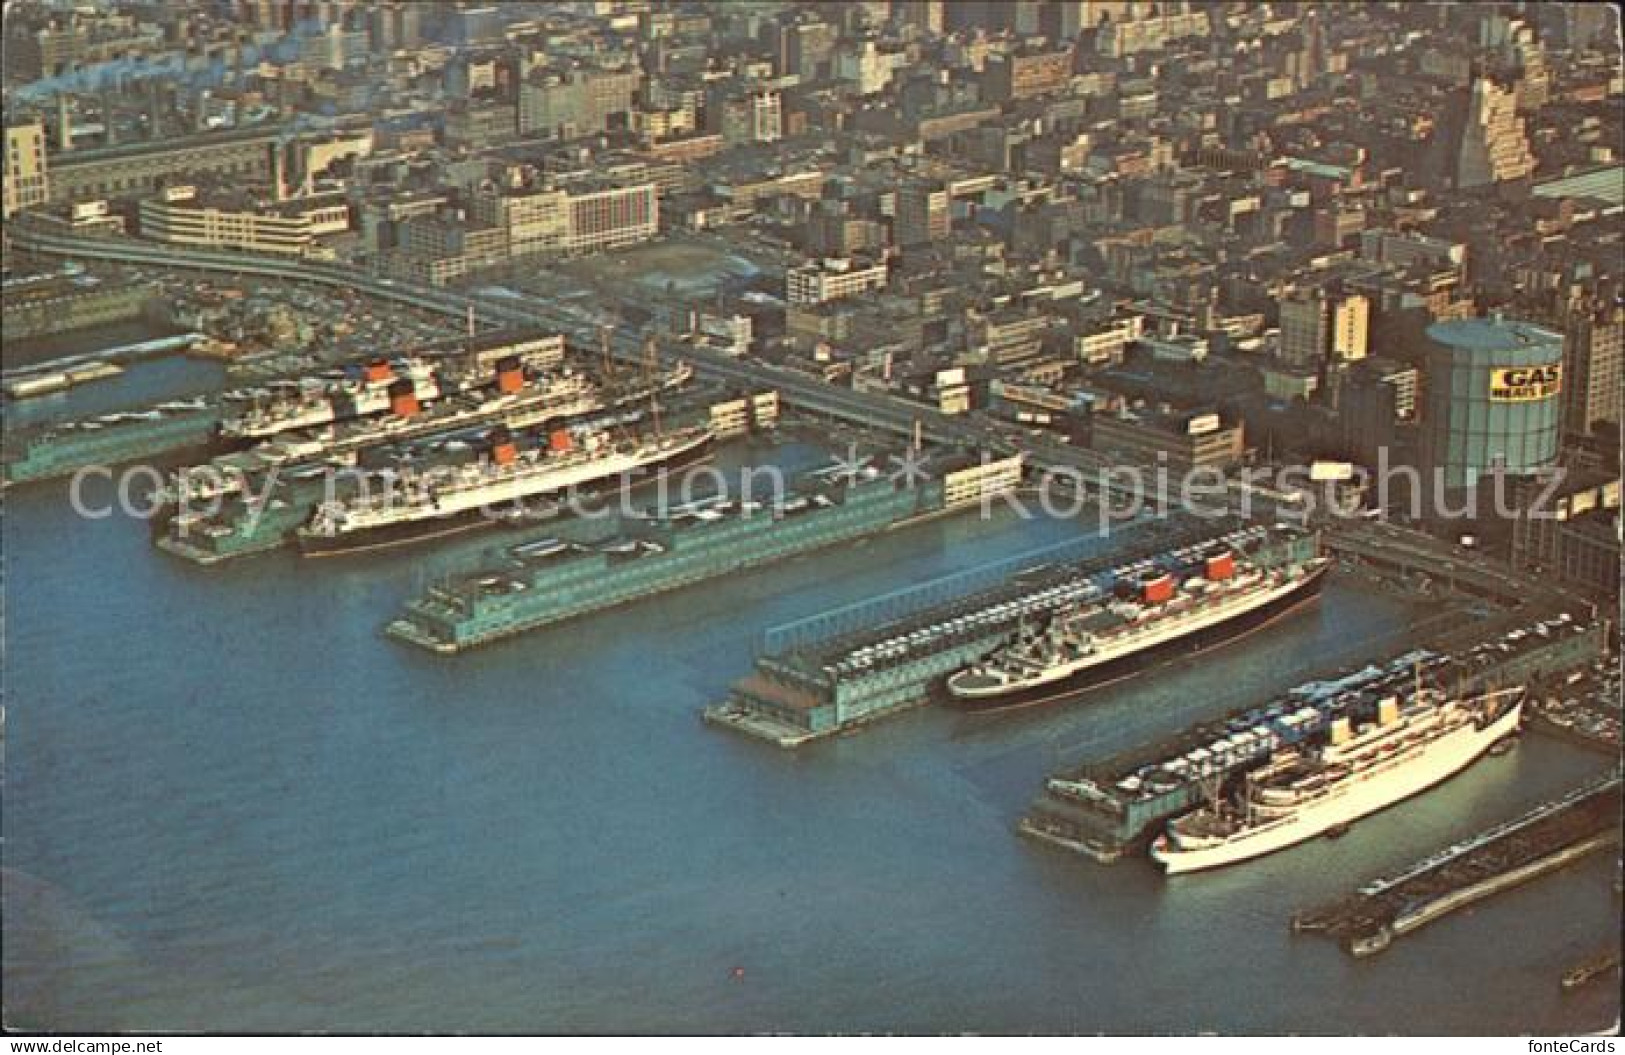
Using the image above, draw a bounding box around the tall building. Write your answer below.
[894,0,943,34]
[1510,474,1622,592]
[1454,75,1536,189]
[398,180,656,284]
[5,21,86,81]
[984,45,1073,101]
[895,180,950,248]
[1007,0,1045,35]
[367,2,422,51]
[718,90,782,145]
[835,38,899,95]
[1480,12,1549,110]
[778,17,837,80]
[1095,6,1211,58]
[1293,11,1328,89]
[518,67,642,138]
[1278,287,1368,369]
[472,185,569,259]
[1359,228,1467,270]
[1330,295,1370,365]
[1560,303,1624,438]
[3,120,50,218]
[452,5,503,45]
[1339,357,1420,468]
[1041,1,1091,39]
[565,183,658,255]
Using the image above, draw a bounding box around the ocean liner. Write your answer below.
[945,530,1330,710]
[1150,686,1525,874]
[170,366,602,507]
[218,357,444,440]
[296,423,713,556]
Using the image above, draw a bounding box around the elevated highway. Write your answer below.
[1324,520,1568,607]
[7,228,1169,503]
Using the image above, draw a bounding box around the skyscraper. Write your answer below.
[1454,75,1536,189]
[895,180,950,248]
[3,119,49,218]
[1278,287,1368,369]
[778,17,836,80]
[1560,303,1624,437]
[894,0,944,34]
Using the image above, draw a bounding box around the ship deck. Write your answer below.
[1023,604,1604,861]
[781,516,1248,677]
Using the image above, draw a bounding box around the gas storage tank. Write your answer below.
[1420,316,1562,495]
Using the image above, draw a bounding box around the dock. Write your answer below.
[1,332,203,382]
[1019,610,1608,862]
[1291,773,1622,957]
[386,453,1025,652]
[2,403,220,485]
[704,516,1291,748]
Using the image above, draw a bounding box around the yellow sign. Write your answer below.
[1489,365,1562,402]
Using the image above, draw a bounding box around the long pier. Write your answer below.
[1291,772,1622,956]
[1019,610,1608,863]
[705,518,1291,748]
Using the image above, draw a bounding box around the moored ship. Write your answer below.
[945,528,1330,711]
[169,362,603,507]
[1149,686,1525,874]
[251,366,602,466]
[218,357,445,440]
[296,423,714,556]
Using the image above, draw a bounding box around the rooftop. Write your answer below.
[1426,317,1563,354]
[1532,166,1625,208]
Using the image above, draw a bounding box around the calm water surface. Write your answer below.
[3,432,1618,1033]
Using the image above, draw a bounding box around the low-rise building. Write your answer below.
[787,257,889,305]
[1510,471,1621,594]
[709,390,781,437]
[1090,407,1245,474]
[137,185,350,257]
[938,452,1025,507]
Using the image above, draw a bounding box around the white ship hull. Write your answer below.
[223,376,443,439]
[183,381,601,501]
[1151,700,1522,875]
[298,428,714,554]
[351,436,701,528]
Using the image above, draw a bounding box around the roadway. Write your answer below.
[7,228,1156,500]
[1323,519,1567,607]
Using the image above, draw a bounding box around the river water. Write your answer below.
[2,426,1618,1034]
